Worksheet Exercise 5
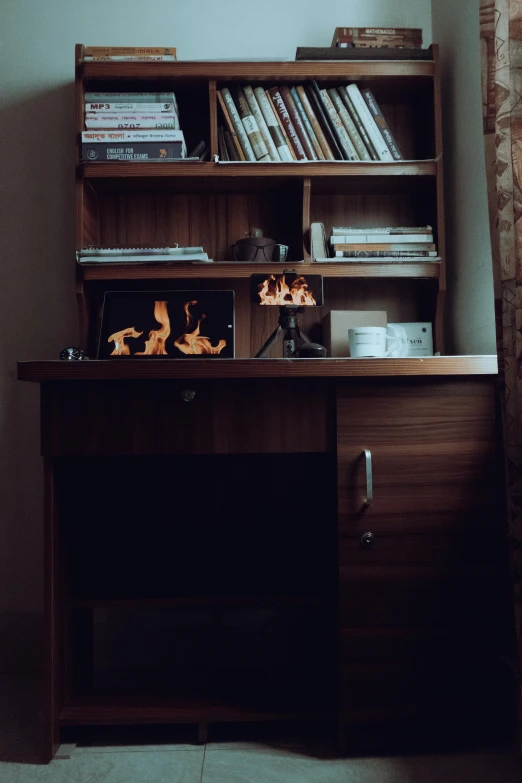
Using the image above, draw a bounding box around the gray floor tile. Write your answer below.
[3,749,204,783]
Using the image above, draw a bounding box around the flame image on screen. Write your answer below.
[174,300,227,355]
[134,300,171,355]
[108,326,143,355]
[257,275,316,306]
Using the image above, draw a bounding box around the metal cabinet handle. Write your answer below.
[181,389,196,402]
[360,532,375,547]
[363,448,373,506]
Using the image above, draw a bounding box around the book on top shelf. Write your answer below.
[331,27,422,48]
[84,46,177,57]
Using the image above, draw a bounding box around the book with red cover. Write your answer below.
[267,88,307,160]
[279,85,317,160]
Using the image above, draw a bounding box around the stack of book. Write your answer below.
[328,226,439,261]
[81,91,187,161]
[77,246,211,265]
[82,46,177,61]
[331,27,422,49]
[216,81,402,162]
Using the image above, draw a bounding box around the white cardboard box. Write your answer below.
[388,322,433,356]
[322,310,387,357]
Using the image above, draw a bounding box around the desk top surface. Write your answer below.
[17,356,498,382]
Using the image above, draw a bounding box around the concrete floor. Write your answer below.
[1,675,521,782]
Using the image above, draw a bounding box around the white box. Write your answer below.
[322,310,387,357]
[388,322,433,356]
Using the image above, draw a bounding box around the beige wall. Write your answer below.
[1,1,432,619]
[431,0,496,354]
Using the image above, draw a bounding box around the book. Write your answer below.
[266,91,297,160]
[310,82,348,159]
[82,129,185,143]
[279,85,317,160]
[85,102,176,113]
[83,55,176,61]
[216,91,246,161]
[224,129,239,161]
[78,246,210,263]
[333,243,436,251]
[254,87,293,161]
[332,225,432,235]
[331,234,434,244]
[296,86,334,160]
[337,86,378,160]
[310,222,328,260]
[334,250,437,258]
[188,140,207,158]
[219,88,256,161]
[304,85,343,160]
[326,88,370,161]
[361,88,403,160]
[218,126,229,161]
[84,92,176,104]
[291,87,324,160]
[267,88,307,160]
[243,86,279,161]
[82,142,185,161]
[331,27,422,48]
[319,89,359,160]
[80,245,204,257]
[345,84,393,161]
[85,114,178,129]
[234,88,271,161]
[84,46,177,57]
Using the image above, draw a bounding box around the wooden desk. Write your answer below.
[19,357,513,758]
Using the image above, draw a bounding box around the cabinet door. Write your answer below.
[336,379,509,744]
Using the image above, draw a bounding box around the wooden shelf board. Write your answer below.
[79,261,440,281]
[82,60,434,81]
[17,357,498,383]
[69,595,321,609]
[82,161,437,179]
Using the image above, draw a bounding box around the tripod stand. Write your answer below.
[255,306,326,359]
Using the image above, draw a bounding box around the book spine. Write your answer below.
[253,87,293,161]
[296,86,334,160]
[331,226,432,235]
[267,88,307,160]
[345,84,393,161]
[320,89,359,160]
[82,142,185,161]
[218,126,229,161]
[361,88,403,160]
[307,83,344,160]
[219,89,256,161]
[223,129,239,161]
[82,130,184,142]
[84,46,177,56]
[326,88,370,161]
[243,85,279,161]
[334,250,435,258]
[331,234,433,244]
[216,91,246,161]
[333,243,436,251]
[84,114,177,129]
[84,92,175,103]
[86,102,176,113]
[279,86,316,160]
[235,88,270,161]
[83,55,176,61]
[265,91,297,160]
[291,87,324,160]
[337,86,378,160]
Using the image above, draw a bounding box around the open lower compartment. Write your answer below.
[55,452,337,730]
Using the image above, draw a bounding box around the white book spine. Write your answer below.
[83,55,176,61]
[84,92,175,103]
[253,87,293,161]
[243,86,280,161]
[346,84,393,161]
[327,89,370,161]
[332,226,432,235]
[220,89,256,161]
[82,130,184,142]
[86,102,176,113]
[331,234,434,244]
[320,90,359,160]
[85,114,178,129]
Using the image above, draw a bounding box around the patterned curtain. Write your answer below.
[480,0,522,742]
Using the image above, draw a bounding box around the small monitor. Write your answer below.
[250,273,324,307]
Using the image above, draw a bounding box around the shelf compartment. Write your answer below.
[80,261,441,280]
[82,161,438,179]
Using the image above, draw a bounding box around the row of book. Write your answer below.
[81,91,187,161]
[82,46,176,61]
[310,223,439,262]
[217,81,402,163]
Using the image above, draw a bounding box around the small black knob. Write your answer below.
[360,532,375,548]
[181,389,196,402]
